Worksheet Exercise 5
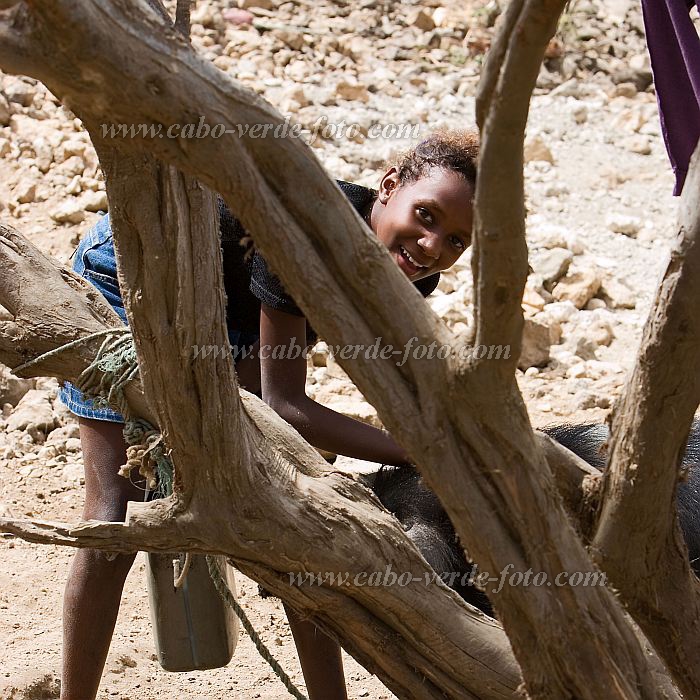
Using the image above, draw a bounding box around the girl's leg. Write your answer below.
[284,604,348,700]
[60,418,143,700]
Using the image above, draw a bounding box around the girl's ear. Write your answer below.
[378,167,400,205]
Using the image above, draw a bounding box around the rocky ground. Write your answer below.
[0,0,689,697]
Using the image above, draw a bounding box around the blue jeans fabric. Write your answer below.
[58,215,259,423]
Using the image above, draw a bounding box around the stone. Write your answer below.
[0,92,10,127]
[280,85,310,111]
[623,135,651,155]
[272,28,305,51]
[60,139,88,159]
[599,277,636,309]
[518,318,552,370]
[4,80,36,108]
[552,269,602,309]
[572,104,588,124]
[240,0,273,8]
[12,176,37,205]
[44,424,79,455]
[606,213,641,237]
[32,136,54,172]
[55,154,86,178]
[530,247,573,289]
[407,8,435,31]
[524,135,554,164]
[335,81,370,103]
[585,298,607,311]
[6,389,56,437]
[0,365,34,407]
[613,82,637,98]
[79,189,108,213]
[190,0,225,28]
[572,311,615,346]
[429,286,470,324]
[223,8,255,25]
[574,337,598,361]
[51,198,86,225]
[628,53,653,91]
[65,437,82,452]
[310,341,329,368]
[432,7,448,27]
[551,79,581,98]
[522,286,546,314]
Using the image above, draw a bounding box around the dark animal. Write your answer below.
[368,421,700,616]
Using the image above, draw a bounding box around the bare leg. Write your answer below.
[60,418,143,700]
[284,604,348,700]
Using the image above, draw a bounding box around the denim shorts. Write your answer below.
[58,214,259,423]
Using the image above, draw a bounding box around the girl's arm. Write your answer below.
[259,303,411,465]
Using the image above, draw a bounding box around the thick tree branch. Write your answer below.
[592,143,700,698]
[175,0,191,36]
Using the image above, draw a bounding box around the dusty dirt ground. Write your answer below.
[0,0,691,697]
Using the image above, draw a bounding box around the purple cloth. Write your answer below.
[642,0,700,194]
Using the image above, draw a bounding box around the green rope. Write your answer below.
[206,556,308,700]
[12,328,131,375]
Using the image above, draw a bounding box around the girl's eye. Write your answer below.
[451,236,466,252]
[417,207,432,223]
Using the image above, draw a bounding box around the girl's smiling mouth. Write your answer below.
[398,244,429,276]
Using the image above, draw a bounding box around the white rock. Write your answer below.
[335,81,370,103]
[45,423,80,446]
[12,176,37,204]
[4,80,36,107]
[518,318,553,370]
[79,189,108,213]
[530,247,573,287]
[60,139,87,159]
[0,92,10,126]
[407,8,435,31]
[65,437,82,452]
[55,154,86,178]
[240,0,273,9]
[599,277,636,309]
[0,365,34,407]
[51,198,86,224]
[32,136,54,172]
[606,213,642,237]
[572,104,588,124]
[66,175,82,195]
[552,269,602,309]
[432,7,449,27]
[541,301,578,324]
[6,389,56,436]
[623,134,651,155]
[524,135,554,164]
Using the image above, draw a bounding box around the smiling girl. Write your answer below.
[57,129,478,700]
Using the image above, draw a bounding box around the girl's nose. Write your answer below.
[417,232,441,259]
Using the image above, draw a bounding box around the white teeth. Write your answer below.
[401,246,425,268]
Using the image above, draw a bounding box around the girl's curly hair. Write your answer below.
[393,129,479,188]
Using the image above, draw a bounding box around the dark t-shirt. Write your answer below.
[220,180,440,337]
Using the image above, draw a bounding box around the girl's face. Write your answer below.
[371,167,473,281]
